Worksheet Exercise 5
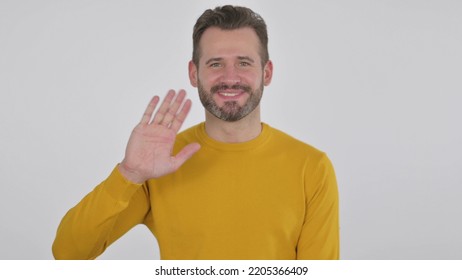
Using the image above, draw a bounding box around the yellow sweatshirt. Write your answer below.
[53,123,339,259]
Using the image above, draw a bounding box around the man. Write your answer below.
[52,5,339,260]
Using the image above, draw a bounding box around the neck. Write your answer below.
[204,106,262,143]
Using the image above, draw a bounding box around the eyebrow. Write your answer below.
[205,57,223,65]
[204,56,255,65]
[237,56,255,63]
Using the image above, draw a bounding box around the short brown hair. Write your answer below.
[192,5,269,67]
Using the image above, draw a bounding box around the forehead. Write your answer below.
[199,27,261,62]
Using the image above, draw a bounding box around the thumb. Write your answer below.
[172,143,201,170]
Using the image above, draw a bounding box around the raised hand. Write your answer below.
[118,90,201,183]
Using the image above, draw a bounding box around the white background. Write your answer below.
[1,0,461,259]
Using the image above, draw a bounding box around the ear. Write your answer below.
[263,60,273,86]
[188,60,198,88]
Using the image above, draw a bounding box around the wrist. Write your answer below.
[118,161,145,184]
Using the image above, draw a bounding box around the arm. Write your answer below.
[52,90,200,259]
[297,154,340,260]
[52,166,149,259]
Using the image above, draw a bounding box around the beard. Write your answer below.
[198,80,264,122]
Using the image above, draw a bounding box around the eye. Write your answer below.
[239,61,251,67]
[209,62,222,68]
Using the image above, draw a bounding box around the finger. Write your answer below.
[151,90,176,124]
[161,90,186,126]
[172,143,201,170]
[140,96,160,124]
[170,99,192,132]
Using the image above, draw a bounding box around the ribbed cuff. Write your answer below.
[102,164,144,202]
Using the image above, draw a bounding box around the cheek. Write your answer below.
[230,69,262,85]
[243,72,263,86]
[198,71,221,86]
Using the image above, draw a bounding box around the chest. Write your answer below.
[149,151,307,239]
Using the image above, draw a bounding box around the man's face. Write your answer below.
[189,27,273,122]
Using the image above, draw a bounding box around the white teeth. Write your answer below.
[220,92,239,97]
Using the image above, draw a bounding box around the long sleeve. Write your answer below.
[52,165,151,259]
[297,154,340,260]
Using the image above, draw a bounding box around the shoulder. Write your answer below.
[266,125,336,189]
[265,124,335,173]
[266,124,325,159]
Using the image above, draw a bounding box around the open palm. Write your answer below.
[119,90,200,183]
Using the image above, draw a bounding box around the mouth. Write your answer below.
[217,91,244,97]
[215,91,247,102]
[218,92,240,97]
[212,84,251,100]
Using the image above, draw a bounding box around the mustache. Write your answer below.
[210,84,252,94]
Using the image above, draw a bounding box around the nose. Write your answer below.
[220,64,241,85]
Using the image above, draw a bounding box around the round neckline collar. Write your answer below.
[195,122,272,152]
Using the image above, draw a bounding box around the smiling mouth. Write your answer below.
[218,92,242,97]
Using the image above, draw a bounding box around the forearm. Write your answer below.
[52,166,148,259]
